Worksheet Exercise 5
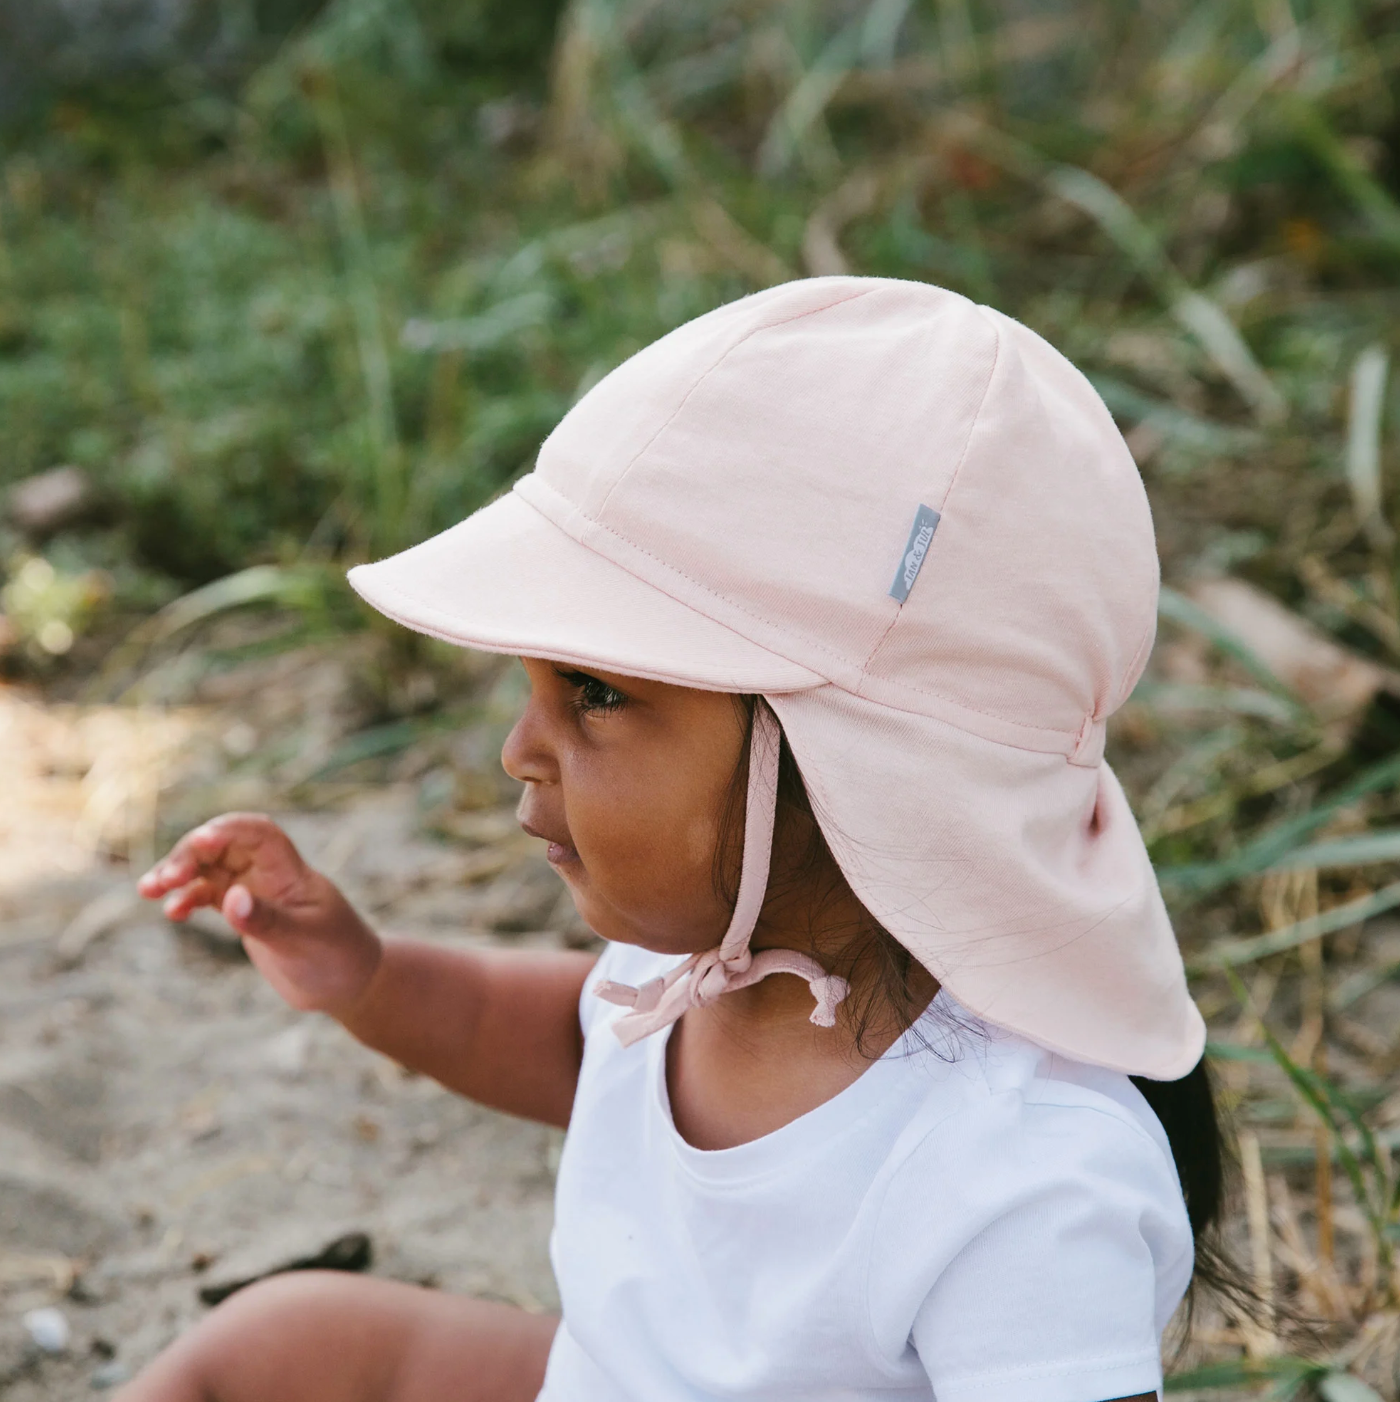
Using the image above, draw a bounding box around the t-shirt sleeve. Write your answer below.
[893,1097,1191,1402]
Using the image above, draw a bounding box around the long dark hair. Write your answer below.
[715,695,1239,1303]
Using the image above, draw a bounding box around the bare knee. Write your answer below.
[117,1272,405,1402]
[116,1273,555,1402]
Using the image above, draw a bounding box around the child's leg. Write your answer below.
[113,1271,558,1402]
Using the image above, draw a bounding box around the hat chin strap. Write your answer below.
[594,700,850,1049]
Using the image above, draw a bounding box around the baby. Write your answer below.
[122,277,1211,1402]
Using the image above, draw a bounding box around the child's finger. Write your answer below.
[189,814,299,875]
[139,820,241,894]
[138,851,199,897]
[186,819,242,863]
[221,883,271,939]
[162,877,221,922]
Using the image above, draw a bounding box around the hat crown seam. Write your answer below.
[589,286,874,523]
[857,305,1003,682]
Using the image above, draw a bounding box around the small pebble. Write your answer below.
[91,1360,131,1389]
[23,1305,72,1353]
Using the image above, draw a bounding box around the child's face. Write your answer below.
[502,657,747,954]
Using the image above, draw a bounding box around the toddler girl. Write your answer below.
[122,277,1213,1402]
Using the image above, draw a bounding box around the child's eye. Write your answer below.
[555,668,629,716]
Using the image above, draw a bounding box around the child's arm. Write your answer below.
[139,813,594,1128]
[337,941,594,1127]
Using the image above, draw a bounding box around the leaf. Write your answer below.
[1331,958,1400,1013]
[1204,1040,1276,1065]
[757,17,865,178]
[144,566,330,645]
[400,292,556,355]
[1288,100,1400,251]
[302,706,482,782]
[1089,374,1262,456]
[1161,748,1400,898]
[1165,1356,1321,1393]
[1130,681,1300,725]
[1226,970,1391,1255]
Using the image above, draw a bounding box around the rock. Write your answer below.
[22,1306,70,1353]
[198,1229,373,1306]
[5,466,98,539]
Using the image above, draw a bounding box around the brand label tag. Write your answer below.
[888,504,941,603]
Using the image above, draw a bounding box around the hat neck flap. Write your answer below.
[593,700,850,1047]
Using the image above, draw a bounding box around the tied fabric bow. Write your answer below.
[594,700,850,1048]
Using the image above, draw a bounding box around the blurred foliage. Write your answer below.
[3,0,1390,587]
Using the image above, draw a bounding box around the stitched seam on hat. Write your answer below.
[592,287,873,519]
[521,472,854,671]
[354,573,810,688]
[856,308,1003,676]
[578,508,854,669]
[857,671,1081,750]
[357,518,825,685]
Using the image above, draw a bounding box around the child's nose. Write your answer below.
[500,703,558,786]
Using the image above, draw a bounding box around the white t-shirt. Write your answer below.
[539,941,1194,1402]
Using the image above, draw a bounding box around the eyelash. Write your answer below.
[556,668,629,717]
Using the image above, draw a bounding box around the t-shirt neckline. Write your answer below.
[648,990,969,1185]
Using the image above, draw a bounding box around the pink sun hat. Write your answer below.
[349,276,1205,1080]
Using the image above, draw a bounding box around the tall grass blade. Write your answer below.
[1157,586,1307,713]
[1289,99,1400,251]
[1346,344,1392,549]
[1161,749,1400,897]
[308,66,402,547]
[1318,1374,1387,1402]
[1227,968,1392,1266]
[1165,1356,1321,1393]
[1266,829,1400,872]
[1192,878,1400,969]
[1044,167,1285,422]
[758,17,864,178]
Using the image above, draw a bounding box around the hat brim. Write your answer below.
[347,490,826,692]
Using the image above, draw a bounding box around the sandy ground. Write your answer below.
[0,643,580,1395]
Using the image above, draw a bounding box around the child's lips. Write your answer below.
[520,820,579,867]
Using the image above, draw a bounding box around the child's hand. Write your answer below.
[138,814,382,1015]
